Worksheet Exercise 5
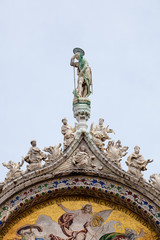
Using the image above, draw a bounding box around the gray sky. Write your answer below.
[0,0,160,182]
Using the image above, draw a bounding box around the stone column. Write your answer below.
[73,97,90,131]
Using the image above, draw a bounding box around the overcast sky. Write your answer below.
[0,0,160,182]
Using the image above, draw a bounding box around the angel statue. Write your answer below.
[48,203,122,240]
[90,118,115,152]
[70,48,92,98]
[2,159,24,184]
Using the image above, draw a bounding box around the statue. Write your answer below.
[72,145,95,168]
[126,146,153,179]
[23,140,47,172]
[43,144,62,165]
[149,174,160,190]
[61,118,77,150]
[2,159,24,184]
[90,118,115,151]
[106,140,128,168]
[70,48,92,98]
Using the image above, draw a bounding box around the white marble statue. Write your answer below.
[90,118,115,151]
[23,140,47,172]
[149,174,160,190]
[2,159,24,184]
[126,146,153,179]
[61,118,77,150]
[72,145,95,168]
[106,140,128,168]
[70,48,92,98]
[43,144,62,165]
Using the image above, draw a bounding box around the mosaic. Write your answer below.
[1,196,159,240]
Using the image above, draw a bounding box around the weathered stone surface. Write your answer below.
[126,146,153,179]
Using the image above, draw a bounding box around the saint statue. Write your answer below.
[126,146,153,179]
[70,48,92,98]
[24,140,47,172]
[61,118,77,150]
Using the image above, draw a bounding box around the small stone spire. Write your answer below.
[70,48,92,131]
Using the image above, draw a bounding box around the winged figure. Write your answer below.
[90,119,115,151]
[15,204,145,240]
[47,203,121,240]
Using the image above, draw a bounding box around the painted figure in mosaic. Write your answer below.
[44,143,62,165]
[61,118,77,150]
[16,224,43,240]
[90,118,115,151]
[106,140,128,168]
[2,159,24,184]
[12,206,146,240]
[24,140,47,172]
[48,203,121,240]
[149,174,160,190]
[126,146,153,179]
[70,48,92,98]
[100,228,144,240]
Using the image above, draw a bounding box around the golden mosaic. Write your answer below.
[1,196,159,240]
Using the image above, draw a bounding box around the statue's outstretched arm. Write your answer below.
[72,123,78,132]
[147,159,153,164]
[107,126,115,134]
[2,162,8,168]
[19,158,25,167]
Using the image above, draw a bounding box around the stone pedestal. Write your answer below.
[73,97,90,131]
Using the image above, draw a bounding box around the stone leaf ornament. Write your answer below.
[43,144,62,165]
[2,159,24,184]
[149,174,160,190]
[106,140,128,168]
